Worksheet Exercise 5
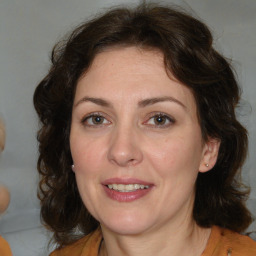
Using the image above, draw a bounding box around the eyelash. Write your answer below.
[81,112,111,127]
[81,112,175,128]
[144,112,175,128]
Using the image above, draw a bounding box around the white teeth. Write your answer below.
[107,184,149,192]
[134,184,140,189]
[117,184,125,190]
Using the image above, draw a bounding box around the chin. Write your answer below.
[99,212,155,236]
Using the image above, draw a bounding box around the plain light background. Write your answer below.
[0,0,255,255]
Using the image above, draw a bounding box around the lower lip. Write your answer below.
[103,185,152,202]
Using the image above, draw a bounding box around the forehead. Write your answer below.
[79,46,166,84]
[75,47,196,112]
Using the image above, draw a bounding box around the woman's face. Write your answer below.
[70,47,216,235]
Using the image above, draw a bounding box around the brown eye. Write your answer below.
[82,114,110,127]
[154,115,167,125]
[91,116,104,124]
[145,113,175,128]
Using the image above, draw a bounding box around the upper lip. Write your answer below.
[102,178,153,186]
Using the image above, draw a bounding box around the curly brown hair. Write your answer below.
[33,3,252,248]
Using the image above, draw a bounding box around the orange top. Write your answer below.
[50,226,256,256]
[202,226,256,256]
[50,229,102,256]
[0,236,12,256]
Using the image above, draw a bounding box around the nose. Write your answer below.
[107,125,143,167]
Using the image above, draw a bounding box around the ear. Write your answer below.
[199,138,220,173]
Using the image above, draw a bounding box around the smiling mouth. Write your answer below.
[106,184,150,192]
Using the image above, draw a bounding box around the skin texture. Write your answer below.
[70,47,219,256]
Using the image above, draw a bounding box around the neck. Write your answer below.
[99,219,211,256]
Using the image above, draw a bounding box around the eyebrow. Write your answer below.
[74,97,113,108]
[74,96,186,109]
[138,96,186,109]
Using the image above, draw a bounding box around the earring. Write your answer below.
[71,164,75,170]
[205,163,209,167]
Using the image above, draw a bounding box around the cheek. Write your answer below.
[70,136,104,207]
[70,130,105,164]
[145,132,203,179]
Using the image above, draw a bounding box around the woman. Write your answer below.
[34,4,256,256]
